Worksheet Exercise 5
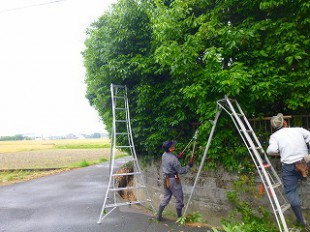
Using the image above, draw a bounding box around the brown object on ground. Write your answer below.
[114,167,137,201]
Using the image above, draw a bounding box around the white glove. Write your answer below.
[304,154,310,163]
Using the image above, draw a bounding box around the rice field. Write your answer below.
[0,139,117,185]
[0,139,112,169]
[0,138,110,154]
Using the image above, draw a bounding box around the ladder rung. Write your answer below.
[112,84,125,88]
[109,186,146,192]
[272,182,282,189]
[105,199,152,208]
[240,129,253,133]
[274,203,291,213]
[116,132,128,135]
[258,163,271,169]
[249,146,261,150]
[113,96,125,99]
[115,107,128,110]
[280,203,291,213]
[112,172,141,177]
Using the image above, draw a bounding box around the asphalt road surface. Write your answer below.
[0,159,210,232]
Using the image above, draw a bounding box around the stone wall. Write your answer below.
[141,160,310,226]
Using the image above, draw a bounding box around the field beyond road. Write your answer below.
[0,139,117,186]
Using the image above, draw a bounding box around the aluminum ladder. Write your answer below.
[184,95,290,232]
[97,84,155,223]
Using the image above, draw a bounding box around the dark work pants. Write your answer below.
[282,163,302,206]
[159,177,184,209]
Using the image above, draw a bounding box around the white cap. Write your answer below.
[270,113,284,129]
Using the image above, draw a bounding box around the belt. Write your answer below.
[282,159,305,166]
[165,174,177,178]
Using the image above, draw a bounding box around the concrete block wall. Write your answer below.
[141,160,310,226]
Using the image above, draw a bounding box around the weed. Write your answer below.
[77,160,90,167]
[223,174,278,232]
[99,158,108,163]
[177,211,206,225]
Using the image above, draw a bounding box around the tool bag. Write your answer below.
[164,174,180,189]
[165,177,170,189]
[295,159,308,178]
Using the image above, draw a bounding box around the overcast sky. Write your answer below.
[0,0,116,136]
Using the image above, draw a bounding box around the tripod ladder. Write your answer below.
[184,95,290,232]
[97,84,155,223]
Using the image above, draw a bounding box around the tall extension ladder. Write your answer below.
[97,84,155,223]
[184,95,290,232]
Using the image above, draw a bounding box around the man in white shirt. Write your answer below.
[267,113,310,229]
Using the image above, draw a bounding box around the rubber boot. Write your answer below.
[291,205,305,226]
[157,205,165,221]
[176,208,182,218]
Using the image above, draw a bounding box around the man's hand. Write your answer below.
[187,155,194,167]
[187,161,193,167]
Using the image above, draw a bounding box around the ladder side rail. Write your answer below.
[234,101,283,185]
[233,101,284,204]
[266,179,289,232]
[217,102,262,171]
[224,96,264,164]
[111,85,119,204]
[123,87,140,167]
[108,127,114,185]
[228,114,262,169]
[97,148,117,224]
[252,156,289,232]
[184,107,222,216]
[98,85,117,224]
[99,207,117,222]
[254,167,285,232]
[111,84,119,204]
[123,87,137,160]
[236,111,284,200]
[124,95,135,157]
[227,108,286,232]
[224,96,289,232]
[219,99,281,190]
[224,112,273,194]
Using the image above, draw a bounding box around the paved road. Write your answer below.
[0,160,211,232]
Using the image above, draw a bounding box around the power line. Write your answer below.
[0,0,69,14]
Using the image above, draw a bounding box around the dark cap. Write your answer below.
[162,140,176,151]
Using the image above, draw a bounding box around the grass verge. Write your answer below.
[0,169,71,186]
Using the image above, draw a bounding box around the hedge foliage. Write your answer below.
[83,0,310,170]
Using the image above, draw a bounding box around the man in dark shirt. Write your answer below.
[157,140,193,221]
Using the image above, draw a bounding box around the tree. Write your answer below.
[83,0,310,169]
